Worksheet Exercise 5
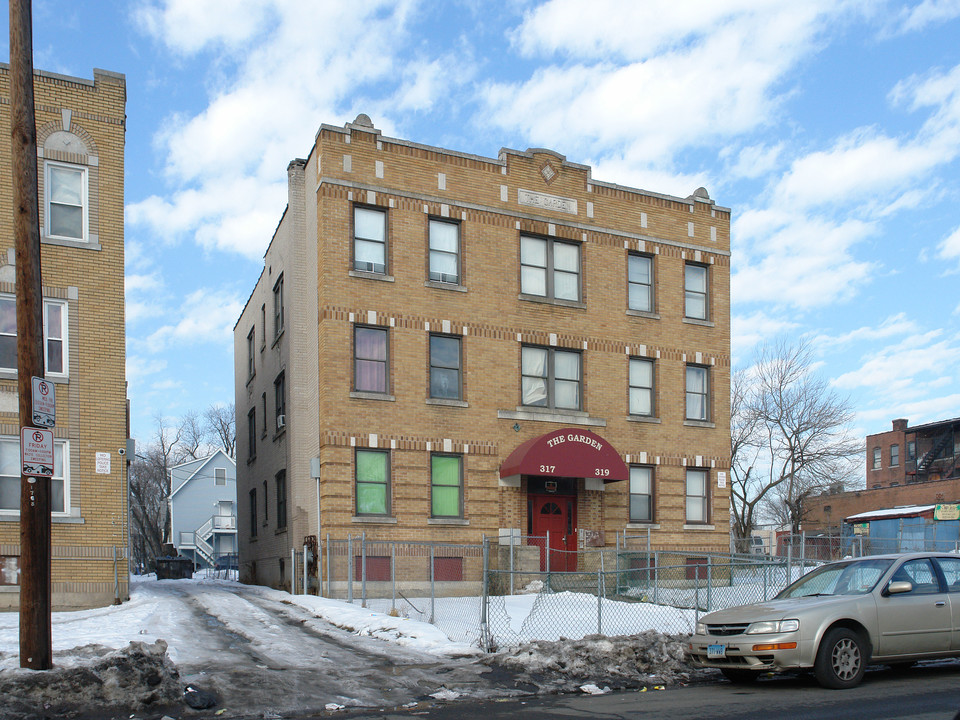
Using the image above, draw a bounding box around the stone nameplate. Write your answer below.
[518,189,578,215]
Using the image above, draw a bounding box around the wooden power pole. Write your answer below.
[10,0,52,669]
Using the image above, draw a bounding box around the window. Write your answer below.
[261,392,267,436]
[686,469,708,524]
[263,480,268,525]
[215,468,226,486]
[246,327,255,379]
[936,556,960,592]
[354,326,388,393]
[872,447,881,470]
[356,449,390,516]
[628,253,653,312]
[629,466,653,523]
[429,219,460,284]
[429,334,461,400]
[890,444,900,467]
[431,454,463,518]
[260,304,266,349]
[1,437,68,514]
[1,296,68,376]
[907,441,917,461]
[274,372,286,430]
[521,346,581,410]
[275,470,287,529]
[629,357,654,417]
[273,275,284,339]
[520,236,580,301]
[353,206,387,274]
[891,558,940,595]
[684,263,708,320]
[45,161,87,241]
[247,408,256,460]
[685,365,710,421]
[249,489,257,538]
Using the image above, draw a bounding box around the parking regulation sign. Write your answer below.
[32,376,55,428]
[21,427,54,477]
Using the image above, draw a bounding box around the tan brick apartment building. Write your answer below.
[0,67,128,609]
[234,115,731,589]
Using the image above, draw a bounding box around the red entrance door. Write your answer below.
[528,494,578,571]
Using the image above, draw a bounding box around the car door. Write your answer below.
[875,558,952,657]
[932,556,960,650]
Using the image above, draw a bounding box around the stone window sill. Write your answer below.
[349,270,395,283]
[350,391,396,402]
[351,516,398,524]
[498,408,606,427]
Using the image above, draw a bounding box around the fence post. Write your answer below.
[303,544,308,597]
[597,568,603,635]
[325,533,331,598]
[429,542,435,624]
[291,548,297,594]
[763,561,768,601]
[546,531,551,591]
[801,531,806,567]
[706,557,712,612]
[653,550,659,604]
[347,534,354,604]
[362,531,368,607]
[391,541,396,614]
[509,532,515,596]
[481,535,490,652]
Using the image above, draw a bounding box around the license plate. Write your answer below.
[707,644,726,659]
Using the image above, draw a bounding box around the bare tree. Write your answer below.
[204,403,236,458]
[179,410,206,461]
[729,339,861,547]
[127,453,166,572]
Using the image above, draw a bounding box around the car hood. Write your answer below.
[702,595,859,623]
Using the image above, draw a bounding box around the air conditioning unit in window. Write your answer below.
[276,414,286,430]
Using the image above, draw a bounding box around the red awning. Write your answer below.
[499,428,628,483]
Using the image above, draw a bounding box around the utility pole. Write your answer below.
[10,0,52,669]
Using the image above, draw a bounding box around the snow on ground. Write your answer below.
[0,573,706,717]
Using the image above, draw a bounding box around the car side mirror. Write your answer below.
[886,580,913,595]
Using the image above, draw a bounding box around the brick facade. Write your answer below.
[235,116,732,590]
[0,67,128,609]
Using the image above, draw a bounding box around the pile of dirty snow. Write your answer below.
[487,630,709,692]
[0,640,181,719]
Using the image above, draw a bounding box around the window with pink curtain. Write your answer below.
[354,326,387,393]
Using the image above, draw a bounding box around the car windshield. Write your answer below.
[776,558,894,598]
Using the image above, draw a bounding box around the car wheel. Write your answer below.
[721,668,760,684]
[814,628,866,689]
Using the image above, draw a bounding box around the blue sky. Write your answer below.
[6,0,960,452]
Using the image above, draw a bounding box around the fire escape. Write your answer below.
[911,427,959,483]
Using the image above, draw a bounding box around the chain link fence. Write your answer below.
[279,533,824,651]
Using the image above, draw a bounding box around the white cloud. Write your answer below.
[888,0,960,35]
[143,288,245,353]
[938,225,960,268]
[812,313,919,349]
[127,0,422,260]
[730,311,800,362]
[832,332,957,397]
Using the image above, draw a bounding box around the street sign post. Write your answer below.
[31,376,55,428]
[20,427,54,477]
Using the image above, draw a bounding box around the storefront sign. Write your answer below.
[934,503,960,521]
[499,428,629,484]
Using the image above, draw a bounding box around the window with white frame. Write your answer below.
[45,161,87,241]
[685,468,708,524]
[431,454,463,518]
[354,206,387,274]
[273,275,284,339]
[428,219,460,284]
[356,449,390,516]
[521,345,581,410]
[520,236,580,301]
[629,357,655,416]
[685,365,710,421]
[0,295,68,376]
[684,263,708,320]
[429,334,461,400]
[629,465,653,522]
[354,325,388,393]
[872,447,881,470]
[0,436,68,513]
[890,444,900,467]
[628,253,654,312]
[215,468,227,486]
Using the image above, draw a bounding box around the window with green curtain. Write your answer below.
[356,450,389,515]
[431,454,462,518]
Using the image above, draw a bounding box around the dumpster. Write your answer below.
[155,556,194,580]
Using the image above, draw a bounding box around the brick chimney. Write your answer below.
[892,418,908,432]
